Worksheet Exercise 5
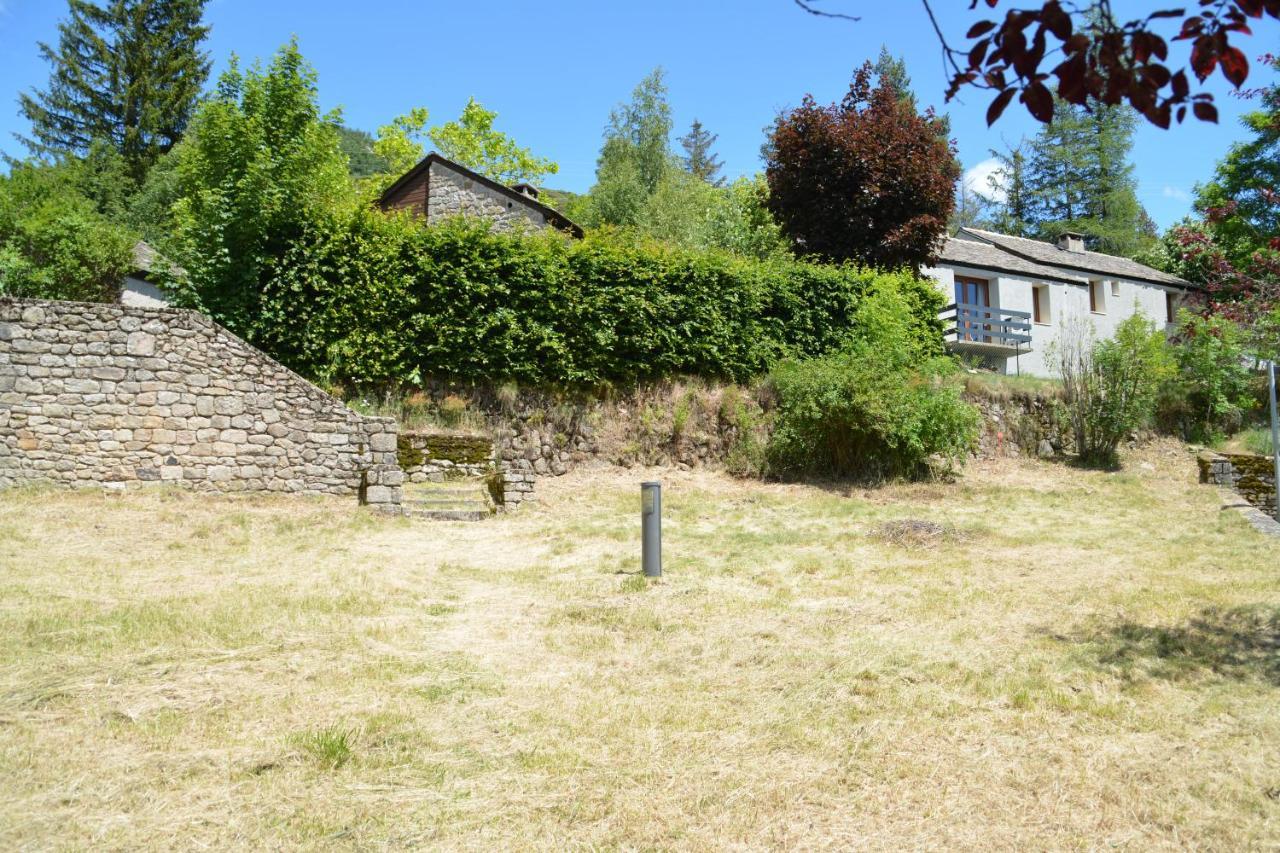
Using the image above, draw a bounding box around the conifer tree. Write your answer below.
[1023,99,1152,257]
[985,142,1032,237]
[679,119,723,185]
[18,0,210,183]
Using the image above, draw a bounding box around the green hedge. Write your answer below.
[251,211,946,389]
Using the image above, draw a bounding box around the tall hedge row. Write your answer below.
[250,211,946,389]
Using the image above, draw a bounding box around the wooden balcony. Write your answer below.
[940,303,1033,356]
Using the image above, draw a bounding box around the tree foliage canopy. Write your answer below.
[0,160,136,302]
[679,119,723,185]
[428,98,559,186]
[1195,54,1280,268]
[168,39,351,333]
[765,62,958,268]
[18,0,211,183]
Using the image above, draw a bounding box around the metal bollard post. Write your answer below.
[641,481,662,577]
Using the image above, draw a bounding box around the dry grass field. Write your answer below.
[2,441,1279,850]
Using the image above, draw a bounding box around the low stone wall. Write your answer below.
[388,379,1069,505]
[970,391,1069,459]
[1198,450,1278,517]
[0,298,402,506]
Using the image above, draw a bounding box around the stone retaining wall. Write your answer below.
[969,391,1069,459]
[0,298,402,506]
[405,380,1067,505]
[1198,450,1278,518]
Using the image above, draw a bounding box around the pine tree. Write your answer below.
[1023,99,1152,256]
[679,119,723,184]
[985,142,1033,237]
[873,46,913,106]
[18,0,210,183]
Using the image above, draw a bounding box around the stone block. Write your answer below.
[126,331,156,356]
[364,485,394,504]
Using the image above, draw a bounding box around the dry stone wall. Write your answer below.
[406,380,1068,505]
[0,298,402,506]
[1199,450,1278,517]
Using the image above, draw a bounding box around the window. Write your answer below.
[1032,285,1050,325]
[1166,291,1179,324]
[1110,280,1120,298]
[1089,280,1106,314]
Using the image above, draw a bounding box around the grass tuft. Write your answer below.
[292,724,356,769]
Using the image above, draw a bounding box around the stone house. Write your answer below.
[923,227,1196,377]
[378,152,583,237]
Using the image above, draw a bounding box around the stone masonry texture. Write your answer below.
[426,160,550,233]
[0,298,402,506]
[1198,450,1278,518]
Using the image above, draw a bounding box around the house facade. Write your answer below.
[378,152,583,238]
[923,227,1194,377]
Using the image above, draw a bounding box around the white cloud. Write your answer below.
[1162,186,1189,201]
[962,158,1007,204]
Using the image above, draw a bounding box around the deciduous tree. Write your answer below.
[169,40,351,334]
[587,68,674,227]
[1195,53,1280,267]
[428,98,559,186]
[796,1,1280,129]
[764,63,958,268]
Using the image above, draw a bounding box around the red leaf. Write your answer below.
[966,20,997,38]
[1040,1,1073,39]
[986,87,1016,125]
[1144,102,1173,128]
[1022,81,1055,121]
[1220,46,1250,86]
[1193,100,1220,121]
[969,39,990,68]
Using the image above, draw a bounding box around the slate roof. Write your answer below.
[956,227,1192,288]
[937,235,1087,284]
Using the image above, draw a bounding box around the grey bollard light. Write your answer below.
[641,481,662,577]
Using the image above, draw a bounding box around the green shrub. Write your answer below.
[0,162,135,302]
[254,210,946,390]
[764,282,979,480]
[1156,313,1257,443]
[1054,313,1174,467]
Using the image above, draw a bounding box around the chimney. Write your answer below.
[511,182,539,200]
[1058,231,1085,253]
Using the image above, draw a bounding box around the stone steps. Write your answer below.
[402,480,495,522]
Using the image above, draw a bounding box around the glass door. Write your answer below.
[954,277,990,342]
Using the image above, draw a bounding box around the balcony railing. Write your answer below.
[939,303,1033,353]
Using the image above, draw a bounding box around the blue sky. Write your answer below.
[1,0,1276,229]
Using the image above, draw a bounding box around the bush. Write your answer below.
[0,161,135,302]
[1157,313,1257,443]
[255,210,947,390]
[1055,313,1174,467]
[764,282,979,480]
